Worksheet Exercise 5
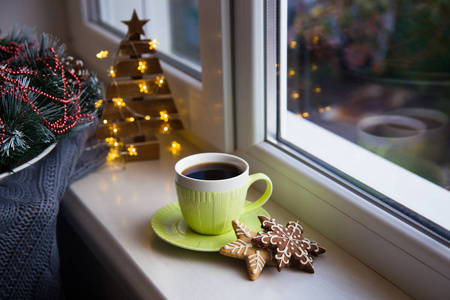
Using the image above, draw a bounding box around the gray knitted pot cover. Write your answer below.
[0,126,106,300]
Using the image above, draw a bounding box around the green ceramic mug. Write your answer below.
[175,153,272,235]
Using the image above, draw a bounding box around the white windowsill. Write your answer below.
[61,134,411,300]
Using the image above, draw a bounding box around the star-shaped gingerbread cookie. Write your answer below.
[220,219,275,280]
[252,215,325,273]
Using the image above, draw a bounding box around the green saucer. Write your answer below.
[151,201,269,252]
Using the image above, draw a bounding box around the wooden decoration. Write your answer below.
[122,10,149,41]
[123,134,160,162]
[113,57,163,78]
[118,40,156,56]
[97,10,184,162]
[107,78,171,99]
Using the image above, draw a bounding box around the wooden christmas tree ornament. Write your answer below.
[96,10,184,162]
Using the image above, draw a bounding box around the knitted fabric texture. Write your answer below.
[0,126,106,300]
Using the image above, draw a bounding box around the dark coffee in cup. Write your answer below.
[182,162,243,180]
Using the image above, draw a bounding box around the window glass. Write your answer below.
[168,0,200,65]
[275,0,450,240]
[96,0,145,34]
[92,0,201,74]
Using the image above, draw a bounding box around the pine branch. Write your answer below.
[1,26,35,44]
[0,86,55,172]
[0,27,103,172]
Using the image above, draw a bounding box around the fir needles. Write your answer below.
[0,27,102,172]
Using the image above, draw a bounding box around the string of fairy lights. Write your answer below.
[95,39,182,163]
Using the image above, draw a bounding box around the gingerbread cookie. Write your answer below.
[252,215,325,273]
[303,237,326,257]
[220,219,275,280]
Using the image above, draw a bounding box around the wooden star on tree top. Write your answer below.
[122,10,149,40]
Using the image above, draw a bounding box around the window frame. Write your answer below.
[234,0,450,298]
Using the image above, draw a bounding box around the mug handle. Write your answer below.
[243,173,272,215]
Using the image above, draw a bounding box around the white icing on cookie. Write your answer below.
[233,220,252,238]
[249,250,266,275]
[223,239,252,255]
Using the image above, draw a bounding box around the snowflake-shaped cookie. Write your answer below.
[252,215,325,273]
[219,219,275,280]
[303,237,326,257]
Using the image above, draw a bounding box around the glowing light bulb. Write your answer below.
[148,39,159,50]
[127,145,138,156]
[169,141,181,156]
[126,117,135,122]
[105,137,116,145]
[289,40,297,49]
[312,36,319,44]
[160,122,172,134]
[314,87,321,93]
[288,69,296,77]
[139,83,149,94]
[144,115,151,120]
[109,66,116,78]
[291,92,300,99]
[155,76,165,88]
[137,60,147,73]
[302,112,310,118]
[159,110,169,122]
[112,97,125,107]
[95,99,103,109]
[103,119,108,124]
[107,150,119,161]
[96,50,109,59]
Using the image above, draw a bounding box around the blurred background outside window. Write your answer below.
[283,0,449,190]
